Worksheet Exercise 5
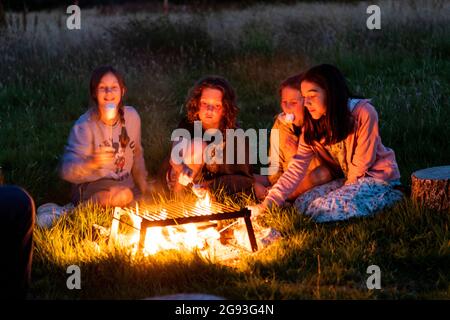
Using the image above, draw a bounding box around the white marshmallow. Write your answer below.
[192,184,207,198]
[178,173,193,186]
[104,102,117,120]
[284,113,295,123]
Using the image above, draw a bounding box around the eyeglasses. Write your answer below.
[97,86,121,93]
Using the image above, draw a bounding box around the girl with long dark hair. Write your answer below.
[251,64,403,222]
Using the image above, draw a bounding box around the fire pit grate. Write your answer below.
[110,200,258,252]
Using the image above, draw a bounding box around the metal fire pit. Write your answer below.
[110,201,258,252]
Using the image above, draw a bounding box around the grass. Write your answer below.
[0,0,449,299]
[31,195,449,299]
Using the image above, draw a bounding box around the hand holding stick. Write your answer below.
[89,146,115,170]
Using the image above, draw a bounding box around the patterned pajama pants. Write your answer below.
[294,177,404,223]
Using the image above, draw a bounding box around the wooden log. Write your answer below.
[411,166,450,211]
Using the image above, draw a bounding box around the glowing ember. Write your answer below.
[109,190,277,262]
[116,192,221,256]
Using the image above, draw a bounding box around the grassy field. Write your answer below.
[0,0,449,299]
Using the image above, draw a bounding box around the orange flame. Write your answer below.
[122,192,221,256]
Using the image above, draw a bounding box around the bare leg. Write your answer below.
[90,186,134,207]
[287,165,333,201]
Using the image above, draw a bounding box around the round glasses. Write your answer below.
[97,86,121,93]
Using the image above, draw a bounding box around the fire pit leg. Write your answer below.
[109,207,122,249]
[244,216,258,252]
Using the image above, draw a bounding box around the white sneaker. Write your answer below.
[36,203,74,228]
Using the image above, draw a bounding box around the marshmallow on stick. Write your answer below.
[104,102,117,121]
[284,112,295,123]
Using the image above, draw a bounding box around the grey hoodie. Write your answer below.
[60,106,148,191]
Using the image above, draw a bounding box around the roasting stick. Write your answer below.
[217,220,239,234]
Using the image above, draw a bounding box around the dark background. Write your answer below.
[3,0,362,11]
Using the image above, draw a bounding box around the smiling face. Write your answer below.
[198,88,224,130]
[281,87,304,126]
[96,72,124,123]
[301,80,327,120]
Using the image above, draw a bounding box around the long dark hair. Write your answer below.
[301,64,356,145]
[89,65,129,148]
[185,75,239,131]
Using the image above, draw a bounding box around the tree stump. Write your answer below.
[411,166,450,211]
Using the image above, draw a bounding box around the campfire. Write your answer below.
[108,192,258,257]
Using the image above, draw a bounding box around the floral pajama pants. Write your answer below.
[294,177,404,223]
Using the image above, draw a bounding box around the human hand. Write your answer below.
[99,170,120,180]
[178,163,194,186]
[192,183,209,199]
[247,203,266,221]
[90,146,115,169]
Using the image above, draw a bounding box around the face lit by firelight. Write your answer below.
[198,88,224,130]
[301,80,327,120]
[96,72,124,123]
[280,86,304,126]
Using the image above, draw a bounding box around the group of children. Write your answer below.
[2,63,406,298]
[58,63,403,224]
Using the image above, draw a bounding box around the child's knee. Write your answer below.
[92,187,133,207]
[111,187,133,207]
[253,174,270,187]
[254,182,269,200]
[311,165,333,185]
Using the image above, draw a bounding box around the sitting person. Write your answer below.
[250,64,403,222]
[0,185,35,299]
[254,73,333,200]
[60,65,151,207]
[164,75,254,196]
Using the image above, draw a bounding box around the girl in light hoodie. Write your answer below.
[60,66,151,207]
[250,64,403,222]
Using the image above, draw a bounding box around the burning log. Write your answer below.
[109,193,258,255]
[411,166,450,211]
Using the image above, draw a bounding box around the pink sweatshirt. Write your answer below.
[264,99,400,206]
